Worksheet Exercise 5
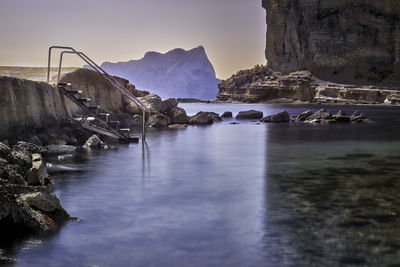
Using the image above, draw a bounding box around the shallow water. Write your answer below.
[8,104,400,266]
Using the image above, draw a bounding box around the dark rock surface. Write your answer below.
[236,110,263,120]
[0,141,70,239]
[221,111,233,118]
[262,0,400,87]
[261,111,290,123]
[148,114,170,128]
[217,65,400,104]
[189,112,222,125]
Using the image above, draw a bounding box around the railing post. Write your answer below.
[142,109,146,141]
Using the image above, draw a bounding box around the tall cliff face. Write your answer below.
[99,46,220,100]
[262,0,400,86]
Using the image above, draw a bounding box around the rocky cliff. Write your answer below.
[218,65,400,104]
[0,77,70,140]
[262,0,400,86]
[99,46,220,100]
[0,69,149,141]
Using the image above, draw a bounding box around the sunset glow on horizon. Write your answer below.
[0,0,266,79]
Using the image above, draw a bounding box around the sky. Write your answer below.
[0,0,266,79]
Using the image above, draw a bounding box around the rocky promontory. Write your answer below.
[0,142,70,238]
[217,65,400,104]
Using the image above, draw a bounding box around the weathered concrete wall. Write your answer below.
[0,77,69,139]
[262,0,400,86]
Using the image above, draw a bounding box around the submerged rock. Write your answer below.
[236,110,263,119]
[45,145,77,155]
[168,124,188,129]
[261,111,290,123]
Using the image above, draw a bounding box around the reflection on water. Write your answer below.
[8,104,400,266]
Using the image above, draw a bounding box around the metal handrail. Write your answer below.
[48,46,149,140]
[47,46,149,111]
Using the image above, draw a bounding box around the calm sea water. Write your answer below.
[7,103,400,266]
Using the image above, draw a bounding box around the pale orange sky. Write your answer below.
[0,0,266,79]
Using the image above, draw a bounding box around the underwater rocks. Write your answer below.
[0,141,70,237]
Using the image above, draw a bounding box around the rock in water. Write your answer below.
[296,110,313,121]
[148,114,170,128]
[333,110,351,123]
[221,111,233,118]
[161,98,179,113]
[189,112,214,125]
[166,107,189,124]
[236,110,263,119]
[45,145,77,155]
[138,94,162,112]
[189,112,222,125]
[261,111,290,122]
[0,142,70,237]
[99,46,220,100]
[305,109,332,123]
[83,135,105,149]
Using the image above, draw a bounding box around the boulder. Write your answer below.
[45,145,77,155]
[351,110,370,123]
[166,107,190,124]
[148,114,170,128]
[83,135,105,149]
[207,112,222,122]
[333,110,351,123]
[14,189,70,232]
[261,111,290,122]
[138,94,162,112]
[124,102,140,115]
[305,109,332,122]
[296,110,313,121]
[236,110,263,119]
[189,112,214,125]
[189,112,222,125]
[221,111,233,118]
[161,98,179,113]
[27,154,49,186]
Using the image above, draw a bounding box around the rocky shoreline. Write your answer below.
[217,65,400,105]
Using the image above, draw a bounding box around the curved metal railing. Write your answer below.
[48,46,149,140]
[47,46,149,112]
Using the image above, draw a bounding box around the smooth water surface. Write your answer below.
[9,104,400,266]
